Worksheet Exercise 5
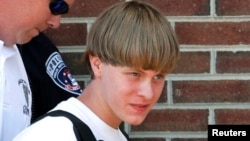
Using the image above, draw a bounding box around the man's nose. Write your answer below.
[137,80,154,100]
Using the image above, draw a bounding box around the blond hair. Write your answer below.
[83,0,179,77]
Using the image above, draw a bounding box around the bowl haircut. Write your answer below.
[83,0,179,78]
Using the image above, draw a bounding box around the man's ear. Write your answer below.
[89,55,102,78]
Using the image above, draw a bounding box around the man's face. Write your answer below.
[99,63,166,125]
[5,0,74,46]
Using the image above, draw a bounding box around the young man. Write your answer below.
[0,0,75,140]
[13,0,180,140]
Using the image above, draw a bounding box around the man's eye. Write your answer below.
[130,72,139,77]
[154,74,165,80]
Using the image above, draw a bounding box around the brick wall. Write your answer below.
[44,0,250,141]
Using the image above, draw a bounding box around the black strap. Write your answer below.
[38,110,97,141]
[119,123,130,140]
[35,110,130,141]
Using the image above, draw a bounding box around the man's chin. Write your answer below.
[127,116,146,126]
[19,33,40,45]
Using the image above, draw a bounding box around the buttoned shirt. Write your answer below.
[0,41,32,141]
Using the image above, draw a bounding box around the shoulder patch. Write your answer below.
[46,52,82,95]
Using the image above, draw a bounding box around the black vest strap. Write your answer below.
[38,110,96,141]
[35,110,130,141]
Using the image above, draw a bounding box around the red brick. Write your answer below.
[172,52,210,73]
[146,0,209,16]
[68,0,123,17]
[217,0,250,16]
[131,109,208,131]
[66,0,209,17]
[217,51,250,73]
[215,109,250,124]
[157,82,168,103]
[44,23,87,46]
[175,22,250,45]
[173,80,250,103]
